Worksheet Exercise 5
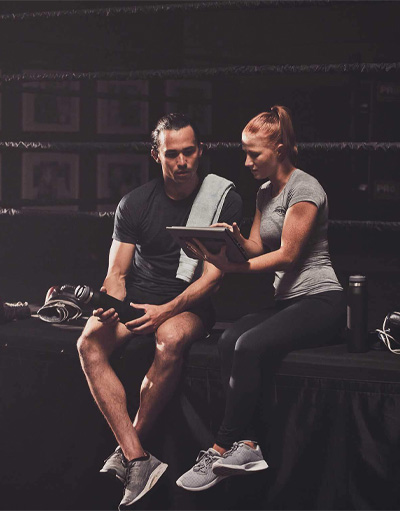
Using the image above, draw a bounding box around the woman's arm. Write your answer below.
[198,201,318,274]
[205,209,264,258]
[243,208,264,257]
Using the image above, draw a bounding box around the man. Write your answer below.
[77,113,242,509]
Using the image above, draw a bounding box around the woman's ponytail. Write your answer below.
[243,105,298,165]
[272,105,298,165]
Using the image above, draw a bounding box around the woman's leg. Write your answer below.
[218,307,279,393]
[216,291,345,448]
[176,292,345,492]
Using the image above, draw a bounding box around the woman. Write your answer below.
[176,105,345,491]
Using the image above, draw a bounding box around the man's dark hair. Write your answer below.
[151,113,201,152]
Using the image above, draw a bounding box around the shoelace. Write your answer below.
[222,442,240,458]
[222,442,241,458]
[194,450,219,473]
[104,447,123,464]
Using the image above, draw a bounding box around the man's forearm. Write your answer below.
[102,274,127,301]
[163,264,223,317]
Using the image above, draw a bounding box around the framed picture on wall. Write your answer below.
[96,153,149,211]
[164,80,212,136]
[22,70,80,132]
[96,80,149,134]
[22,153,79,209]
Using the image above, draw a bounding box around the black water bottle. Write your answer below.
[347,275,368,352]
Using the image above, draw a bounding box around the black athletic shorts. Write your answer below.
[125,286,216,335]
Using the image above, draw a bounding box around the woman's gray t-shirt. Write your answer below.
[256,168,342,300]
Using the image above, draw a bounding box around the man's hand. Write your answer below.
[124,302,172,335]
[92,286,120,326]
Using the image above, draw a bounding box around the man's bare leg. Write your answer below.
[77,316,145,460]
[133,312,205,440]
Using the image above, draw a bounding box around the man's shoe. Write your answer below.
[100,446,126,483]
[118,452,168,509]
[212,441,268,476]
[176,448,227,491]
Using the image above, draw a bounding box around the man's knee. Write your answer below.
[155,323,191,361]
[77,318,113,364]
[77,331,102,366]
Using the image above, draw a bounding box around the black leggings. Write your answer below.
[215,290,346,448]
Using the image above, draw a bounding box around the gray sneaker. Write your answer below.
[118,452,168,509]
[100,446,125,483]
[212,441,268,476]
[176,448,227,491]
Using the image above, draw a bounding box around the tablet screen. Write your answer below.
[166,226,248,262]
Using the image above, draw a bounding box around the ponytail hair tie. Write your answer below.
[270,106,279,117]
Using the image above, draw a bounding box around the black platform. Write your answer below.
[1,316,400,510]
[1,210,400,509]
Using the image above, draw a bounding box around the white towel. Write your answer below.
[176,173,235,282]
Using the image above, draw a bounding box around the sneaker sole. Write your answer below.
[176,473,228,491]
[213,459,268,475]
[99,467,125,483]
[119,462,168,509]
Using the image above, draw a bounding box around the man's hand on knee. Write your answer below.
[125,303,172,335]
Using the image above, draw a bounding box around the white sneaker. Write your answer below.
[176,448,227,491]
[212,441,268,476]
[100,446,125,483]
[119,452,167,509]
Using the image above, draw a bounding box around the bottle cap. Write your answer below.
[349,275,366,283]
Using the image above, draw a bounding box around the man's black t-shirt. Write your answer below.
[113,177,243,304]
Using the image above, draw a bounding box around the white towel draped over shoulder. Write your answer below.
[176,173,235,283]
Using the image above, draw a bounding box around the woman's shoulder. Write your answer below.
[290,168,312,182]
[291,169,325,193]
[286,169,326,209]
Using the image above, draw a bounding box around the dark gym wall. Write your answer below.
[0,1,399,219]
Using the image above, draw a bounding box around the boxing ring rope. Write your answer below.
[1,207,399,233]
[0,1,378,22]
[0,63,399,85]
[1,141,400,153]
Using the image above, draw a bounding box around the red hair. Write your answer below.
[243,105,298,164]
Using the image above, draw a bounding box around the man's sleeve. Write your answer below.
[112,195,139,244]
[217,189,243,225]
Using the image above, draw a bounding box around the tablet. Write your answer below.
[166,226,249,263]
